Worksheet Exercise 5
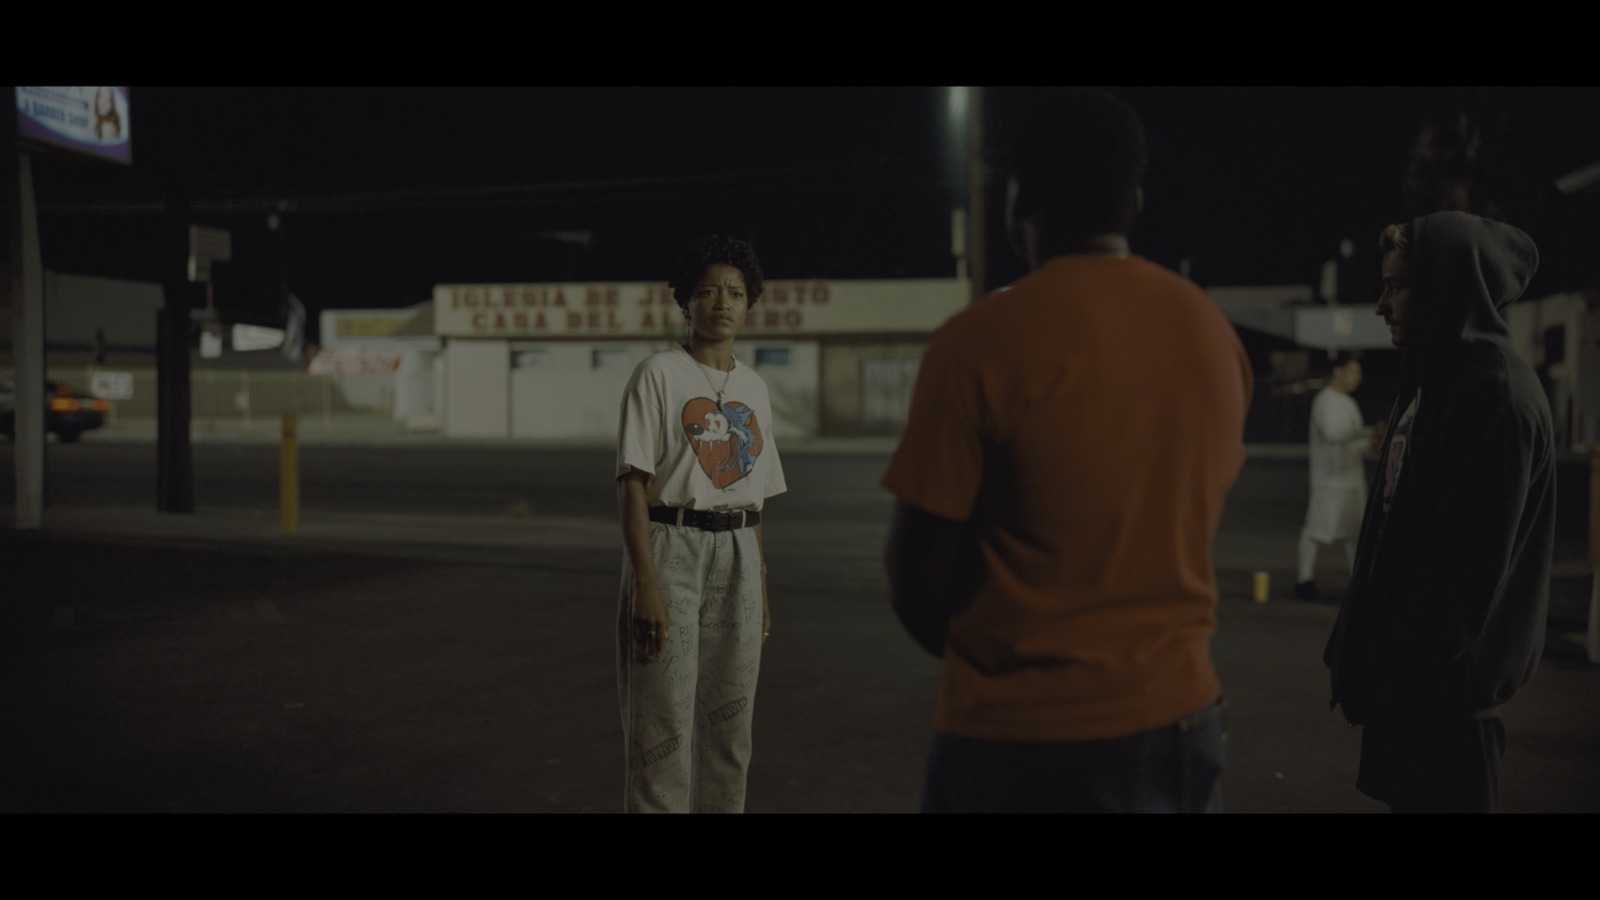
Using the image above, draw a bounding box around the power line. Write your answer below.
[36,155,959,216]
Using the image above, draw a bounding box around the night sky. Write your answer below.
[24,86,1600,342]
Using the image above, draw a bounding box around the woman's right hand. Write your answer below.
[633,585,670,662]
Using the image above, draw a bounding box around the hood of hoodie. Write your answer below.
[1403,211,1539,382]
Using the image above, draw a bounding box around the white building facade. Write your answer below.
[315,306,443,430]
[431,278,971,442]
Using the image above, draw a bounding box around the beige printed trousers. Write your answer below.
[618,522,763,813]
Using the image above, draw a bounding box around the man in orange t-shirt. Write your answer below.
[882,90,1252,813]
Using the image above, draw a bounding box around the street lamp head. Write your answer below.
[948,86,969,124]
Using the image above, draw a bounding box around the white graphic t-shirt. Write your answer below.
[1383,390,1420,516]
[616,344,787,511]
[1309,388,1370,490]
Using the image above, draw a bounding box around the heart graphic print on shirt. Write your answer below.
[682,397,764,490]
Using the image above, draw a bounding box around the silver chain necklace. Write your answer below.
[686,343,735,405]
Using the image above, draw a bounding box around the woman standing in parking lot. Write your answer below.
[614,234,786,813]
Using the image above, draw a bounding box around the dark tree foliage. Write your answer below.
[1403,98,1547,230]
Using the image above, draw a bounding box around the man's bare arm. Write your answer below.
[618,468,669,660]
[884,499,987,658]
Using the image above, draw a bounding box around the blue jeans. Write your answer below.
[920,699,1226,813]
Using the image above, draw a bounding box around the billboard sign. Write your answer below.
[432,279,971,339]
[306,345,407,375]
[15,86,132,165]
[90,371,135,400]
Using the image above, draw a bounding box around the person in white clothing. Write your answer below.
[615,234,787,813]
[1295,354,1384,601]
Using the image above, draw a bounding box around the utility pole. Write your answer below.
[156,180,196,513]
[966,86,985,304]
[1320,237,1355,360]
[5,91,46,530]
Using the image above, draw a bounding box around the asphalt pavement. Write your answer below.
[2,429,1596,813]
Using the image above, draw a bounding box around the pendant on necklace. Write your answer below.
[690,342,734,407]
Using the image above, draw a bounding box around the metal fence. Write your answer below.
[47,367,400,430]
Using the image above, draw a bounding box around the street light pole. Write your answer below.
[966,86,985,304]
[948,86,986,303]
[156,166,195,513]
[5,92,46,531]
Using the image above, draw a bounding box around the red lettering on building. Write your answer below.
[784,310,801,327]
[566,312,582,329]
[513,312,529,331]
[493,312,508,331]
[605,288,619,306]
[764,310,779,327]
[587,312,602,329]
[813,284,829,304]
[555,291,567,307]
[585,289,602,306]
[641,310,655,328]
[472,312,487,329]
[535,312,548,330]
[771,286,787,305]
[607,311,623,328]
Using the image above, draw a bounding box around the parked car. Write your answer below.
[0,378,108,443]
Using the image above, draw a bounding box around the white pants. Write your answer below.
[617,523,763,813]
[1299,484,1365,583]
[1298,531,1358,583]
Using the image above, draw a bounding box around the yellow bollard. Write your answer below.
[1590,445,1600,568]
[1253,571,1270,603]
[281,412,299,537]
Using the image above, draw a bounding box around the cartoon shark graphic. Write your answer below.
[682,398,764,489]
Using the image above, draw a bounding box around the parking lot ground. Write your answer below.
[2,503,1595,814]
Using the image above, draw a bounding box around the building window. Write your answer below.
[755,348,790,368]
[860,357,920,433]
[515,351,547,369]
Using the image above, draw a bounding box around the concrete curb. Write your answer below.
[73,425,1313,458]
[55,420,1600,463]
[19,504,1595,582]
[72,424,904,454]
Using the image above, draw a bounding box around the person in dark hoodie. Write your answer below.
[1324,211,1554,813]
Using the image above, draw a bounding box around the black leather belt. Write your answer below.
[648,506,761,531]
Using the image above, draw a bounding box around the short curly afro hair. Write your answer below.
[1009,89,1147,237]
[668,234,765,312]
